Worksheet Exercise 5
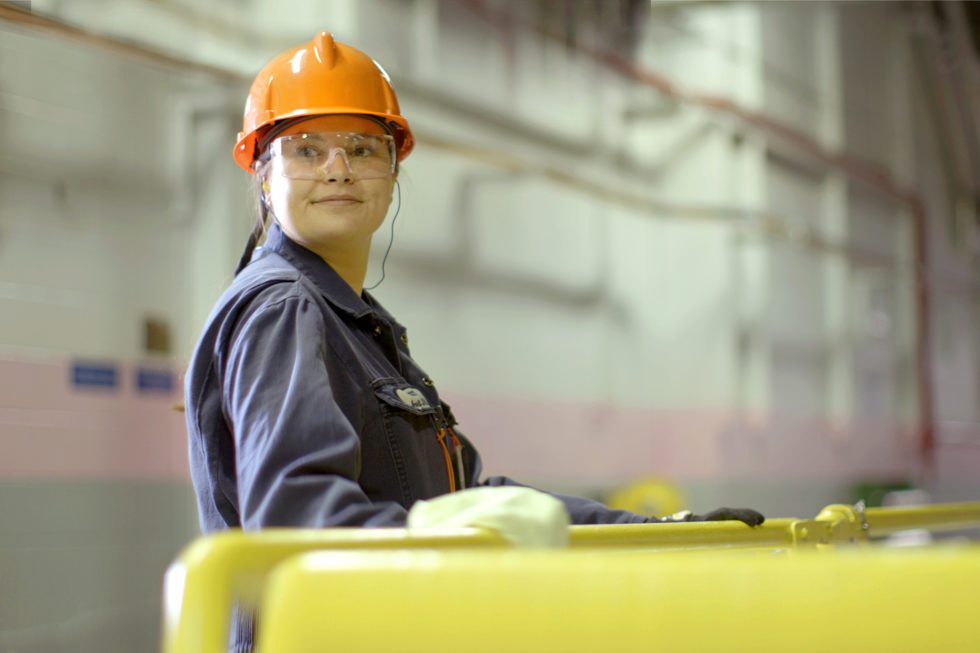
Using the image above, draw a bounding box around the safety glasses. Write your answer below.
[267,132,396,181]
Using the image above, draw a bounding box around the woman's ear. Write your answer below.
[256,165,272,204]
[259,166,271,193]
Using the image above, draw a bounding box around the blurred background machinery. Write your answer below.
[0,1,978,652]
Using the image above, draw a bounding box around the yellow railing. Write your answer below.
[569,518,801,550]
[162,501,980,653]
[570,500,980,549]
[864,500,980,535]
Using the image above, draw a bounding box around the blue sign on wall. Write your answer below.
[137,368,175,393]
[71,363,118,389]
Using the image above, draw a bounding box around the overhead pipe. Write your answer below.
[0,3,242,83]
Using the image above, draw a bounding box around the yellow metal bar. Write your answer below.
[258,547,980,653]
[161,528,505,653]
[570,501,980,550]
[864,501,980,536]
[569,518,800,550]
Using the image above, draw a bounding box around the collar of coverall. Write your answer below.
[265,222,381,321]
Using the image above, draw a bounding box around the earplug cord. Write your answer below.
[365,179,401,291]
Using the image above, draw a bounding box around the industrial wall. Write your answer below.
[1,1,978,652]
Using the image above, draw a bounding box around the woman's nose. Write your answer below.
[321,148,354,183]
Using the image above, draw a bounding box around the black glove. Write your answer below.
[658,507,765,527]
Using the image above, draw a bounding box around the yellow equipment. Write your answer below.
[162,501,980,653]
[604,477,686,516]
[259,547,980,653]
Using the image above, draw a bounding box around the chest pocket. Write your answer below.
[368,380,454,506]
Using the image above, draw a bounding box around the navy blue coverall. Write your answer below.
[185,223,650,534]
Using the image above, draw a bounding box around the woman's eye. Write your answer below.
[295,145,322,158]
[350,145,374,158]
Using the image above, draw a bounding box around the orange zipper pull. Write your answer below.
[447,426,466,490]
[435,428,457,493]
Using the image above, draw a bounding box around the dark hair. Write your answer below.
[234,158,273,276]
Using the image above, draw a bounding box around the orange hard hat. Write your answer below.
[233,32,414,173]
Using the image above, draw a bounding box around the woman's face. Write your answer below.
[261,115,396,253]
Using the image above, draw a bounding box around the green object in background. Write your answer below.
[852,480,915,508]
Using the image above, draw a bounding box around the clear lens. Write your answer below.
[270,132,395,180]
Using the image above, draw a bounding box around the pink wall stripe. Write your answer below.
[444,393,929,484]
[0,358,975,484]
[0,358,187,480]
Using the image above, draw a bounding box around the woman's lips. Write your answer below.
[313,195,362,206]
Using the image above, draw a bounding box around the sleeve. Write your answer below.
[453,428,651,526]
[222,293,409,529]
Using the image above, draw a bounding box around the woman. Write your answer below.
[185,32,764,535]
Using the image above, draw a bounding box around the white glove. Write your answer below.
[407,486,570,548]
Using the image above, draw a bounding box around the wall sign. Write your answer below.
[71,362,118,389]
